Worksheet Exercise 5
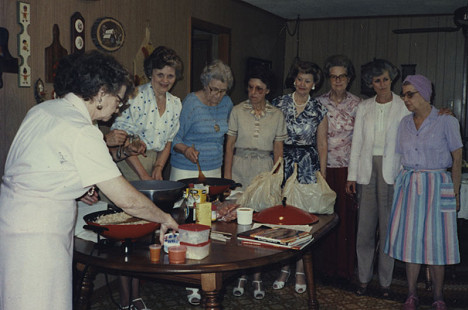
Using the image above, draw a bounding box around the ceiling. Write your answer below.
[239,0,468,20]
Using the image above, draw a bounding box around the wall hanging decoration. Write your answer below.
[34,78,46,103]
[0,27,19,89]
[133,23,154,86]
[17,1,31,87]
[71,12,85,54]
[91,17,125,52]
[45,24,68,83]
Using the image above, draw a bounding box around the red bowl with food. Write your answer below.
[83,209,159,241]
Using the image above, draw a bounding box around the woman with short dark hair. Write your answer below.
[225,65,287,300]
[112,46,183,182]
[271,60,328,294]
[0,50,178,310]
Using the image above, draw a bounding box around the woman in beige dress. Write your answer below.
[224,65,287,300]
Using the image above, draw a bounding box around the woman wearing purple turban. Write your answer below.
[384,75,462,310]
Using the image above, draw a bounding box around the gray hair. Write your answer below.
[200,59,234,90]
[361,59,399,88]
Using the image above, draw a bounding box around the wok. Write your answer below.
[130,180,187,213]
[177,177,241,195]
[83,209,159,240]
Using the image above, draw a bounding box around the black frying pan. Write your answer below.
[177,177,241,195]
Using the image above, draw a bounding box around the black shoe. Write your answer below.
[355,285,368,296]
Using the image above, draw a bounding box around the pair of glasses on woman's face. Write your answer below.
[115,94,125,108]
[400,91,419,100]
[329,74,348,81]
[208,85,227,95]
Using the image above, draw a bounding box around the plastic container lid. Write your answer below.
[180,240,210,247]
[253,200,319,225]
[178,223,211,232]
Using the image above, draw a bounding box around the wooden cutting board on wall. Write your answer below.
[45,24,68,83]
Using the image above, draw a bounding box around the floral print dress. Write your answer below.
[272,93,327,184]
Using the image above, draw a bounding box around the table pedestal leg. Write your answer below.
[74,263,97,310]
[303,251,319,309]
[201,273,222,310]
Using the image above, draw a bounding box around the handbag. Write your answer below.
[282,163,336,214]
[237,158,283,212]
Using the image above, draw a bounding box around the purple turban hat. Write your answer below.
[403,74,432,102]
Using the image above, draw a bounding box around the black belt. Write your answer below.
[284,144,313,149]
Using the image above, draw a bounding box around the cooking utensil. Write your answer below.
[83,209,159,240]
[253,198,319,225]
[191,144,206,183]
[177,177,241,195]
[195,159,206,183]
[129,180,187,213]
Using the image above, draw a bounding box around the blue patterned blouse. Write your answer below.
[272,93,327,184]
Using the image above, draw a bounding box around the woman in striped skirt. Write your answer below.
[384,75,462,310]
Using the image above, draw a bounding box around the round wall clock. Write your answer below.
[91,17,125,52]
[71,12,85,54]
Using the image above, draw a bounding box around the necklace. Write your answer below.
[293,92,308,107]
[208,104,220,132]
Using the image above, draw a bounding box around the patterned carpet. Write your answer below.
[87,220,468,310]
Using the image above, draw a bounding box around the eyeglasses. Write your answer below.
[208,85,227,95]
[330,74,348,81]
[400,91,419,100]
[247,85,267,94]
[116,94,125,108]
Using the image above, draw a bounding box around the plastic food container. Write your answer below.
[168,245,187,264]
[181,240,211,260]
[178,223,211,244]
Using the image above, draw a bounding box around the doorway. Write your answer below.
[190,18,231,92]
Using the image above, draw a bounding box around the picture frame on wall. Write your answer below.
[247,57,272,70]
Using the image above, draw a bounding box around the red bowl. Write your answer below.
[83,210,160,241]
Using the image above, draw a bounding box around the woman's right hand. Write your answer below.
[159,214,179,244]
[184,145,200,164]
[346,181,357,195]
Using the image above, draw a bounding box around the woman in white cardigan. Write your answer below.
[346,59,410,298]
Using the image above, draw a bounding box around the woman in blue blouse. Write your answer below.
[170,60,233,306]
[271,60,328,294]
[170,60,234,181]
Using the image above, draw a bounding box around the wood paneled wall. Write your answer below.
[0,0,286,176]
[284,15,466,154]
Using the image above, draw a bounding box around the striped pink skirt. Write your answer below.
[384,168,460,265]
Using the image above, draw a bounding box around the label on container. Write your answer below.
[163,232,180,253]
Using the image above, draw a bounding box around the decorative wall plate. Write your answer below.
[91,17,125,52]
[71,12,85,54]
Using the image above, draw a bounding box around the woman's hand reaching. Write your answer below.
[159,213,179,244]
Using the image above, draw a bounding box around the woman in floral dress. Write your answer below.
[271,60,328,294]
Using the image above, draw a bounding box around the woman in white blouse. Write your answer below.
[112,46,183,181]
[346,59,409,298]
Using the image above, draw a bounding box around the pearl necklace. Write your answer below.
[293,92,309,107]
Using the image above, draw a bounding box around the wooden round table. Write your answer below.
[74,213,338,310]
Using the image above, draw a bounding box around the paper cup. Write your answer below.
[168,245,187,264]
[237,207,254,225]
[149,244,161,262]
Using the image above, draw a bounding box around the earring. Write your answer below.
[293,81,296,87]
[312,85,315,90]
[97,97,103,110]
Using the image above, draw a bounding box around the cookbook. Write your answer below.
[237,225,312,246]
